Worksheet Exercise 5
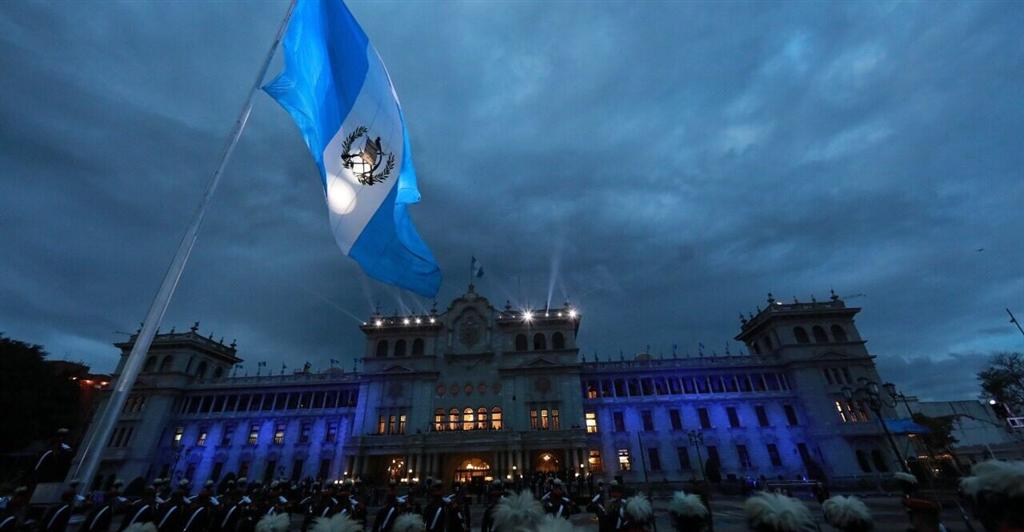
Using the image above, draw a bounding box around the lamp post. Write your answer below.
[687,430,706,481]
[843,378,910,473]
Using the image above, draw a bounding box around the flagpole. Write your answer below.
[70,0,297,493]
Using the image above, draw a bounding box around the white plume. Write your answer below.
[255,513,291,532]
[744,492,814,532]
[892,472,918,485]
[625,493,653,522]
[822,495,872,531]
[960,459,1024,498]
[393,513,426,532]
[493,490,545,532]
[123,524,157,532]
[313,512,364,532]
[668,491,708,519]
[535,514,575,532]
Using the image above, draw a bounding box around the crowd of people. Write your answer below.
[1,459,1022,532]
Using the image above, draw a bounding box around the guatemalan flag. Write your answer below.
[264,0,441,297]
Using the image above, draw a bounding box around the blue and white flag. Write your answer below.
[264,0,441,297]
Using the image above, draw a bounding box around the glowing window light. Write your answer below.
[403,318,410,325]
[375,320,383,327]
[568,309,578,318]
[523,311,533,322]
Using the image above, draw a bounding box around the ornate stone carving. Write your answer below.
[458,317,481,348]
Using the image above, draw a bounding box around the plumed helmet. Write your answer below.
[625,493,654,523]
[822,495,873,532]
[312,512,364,532]
[255,513,291,532]
[744,492,814,532]
[493,491,545,532]
[392,513,425,532]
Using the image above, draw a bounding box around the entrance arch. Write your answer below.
[455,457,491,483]
[535,451,560,473]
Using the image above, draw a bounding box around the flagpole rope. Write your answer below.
[71,0,298,494]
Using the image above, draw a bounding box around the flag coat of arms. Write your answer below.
[264,0,441,297]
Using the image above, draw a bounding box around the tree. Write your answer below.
[911,412,958,451]
[0,334,81,452]
[977,352,1024,415]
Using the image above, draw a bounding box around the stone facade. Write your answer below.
[70,289,904,489]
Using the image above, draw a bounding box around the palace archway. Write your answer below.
[454,457,491,483]
[535,451,560,473]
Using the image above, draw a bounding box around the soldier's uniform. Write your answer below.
[214,493,244,532]
[542,480,575,520]
[39,489,75,532]
[182,489,216,532]
[480,481,504,532]
[119,488,157,531]
[373,483,403,532]
[235,496,259,532]
[156,488,188,532]
[80,483,123,532]
[596,483,625,532]
[422,487,448,532]
[445,495,469,532]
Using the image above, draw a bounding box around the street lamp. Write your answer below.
[843,378,910,473]
[687,430,706,481]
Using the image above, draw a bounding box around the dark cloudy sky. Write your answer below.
[2,1,1022,401]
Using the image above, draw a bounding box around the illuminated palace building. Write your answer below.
[72,287,908,488]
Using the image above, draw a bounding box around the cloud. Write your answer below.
[1,1,1022,402]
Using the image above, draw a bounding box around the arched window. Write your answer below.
[196,361,208,379]
[159,356,174,372]
[185,356,195,374]
[477,407,488,430]
[490,407,503,430]
[533,333,547,351]
[793,327,810,344]
[552,332,566,350]
[831,325,848,343]
[812,326,829,343]
[376,340,388,358]
[434,409,445,431]
[855,450,872,473]
[462,408,475,431]
[870,449,889,472]
[144,357,156,372]
[448,408,459,431]
[394,339,407,357]
[515,334,528,351]
[412,338,425,356]
[213,366,224,379]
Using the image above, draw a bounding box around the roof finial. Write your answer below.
[830,288,839,301]
[191,321,200,333]
[767,292,775,305]
[230,339,237,349]
[739,313,747,324]
[169,326,176,334]
[505,300,512,311]
[811,294,817,303]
